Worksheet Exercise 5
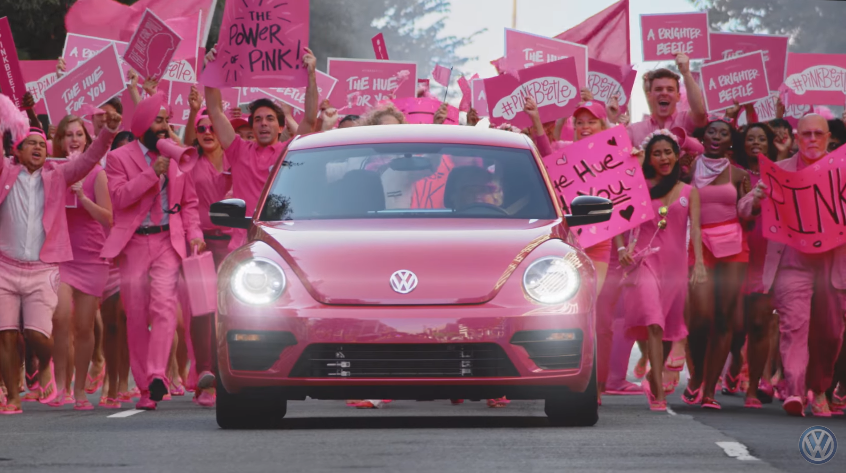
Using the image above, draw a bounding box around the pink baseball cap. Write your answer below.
[230,118,250,130]
[573,101,607,120]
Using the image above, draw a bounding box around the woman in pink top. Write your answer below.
[51,115,115,410]
[684,119,753,410]
[616,132,706,410]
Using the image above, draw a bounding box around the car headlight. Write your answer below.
[231,257,286,305]
[522,256,581,304]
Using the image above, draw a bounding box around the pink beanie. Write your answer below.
[131,92,167,138]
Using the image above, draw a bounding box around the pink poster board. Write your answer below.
[640,12,710,62]
[392,97,459,125]
[783,53,846,106]
[470,79,488,117]
[124,9,183,80]
[484,57,580,129]
[543,125,654,248]
[43,44,126,125]
[22,61,59,115]
[372,33,389,60]
[759,151,846,254]
[587,59,636,114]
[700,51,770,113]
[168,83,239,127]
[261,70,338,111]
[200,0,309,89]
[503,28,587,91]
[0,17,27,109]
[63,34,130,79]
[238,87,283,105]
[707,32,788,92]
[326,58,417,116]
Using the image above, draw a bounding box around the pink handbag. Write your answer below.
[701,222,743,259]
[182,249,217,316]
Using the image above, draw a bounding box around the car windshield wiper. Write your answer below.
[366,209,455,214]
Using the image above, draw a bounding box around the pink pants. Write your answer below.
[118,232,181,391]
[0,253,59,337]
[772,255,844,397]
[596,266,623,385]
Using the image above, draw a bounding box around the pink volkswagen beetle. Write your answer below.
[210,125,612,428]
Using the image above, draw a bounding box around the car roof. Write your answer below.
[288,124,536,151]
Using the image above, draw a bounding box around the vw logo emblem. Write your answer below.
[799,425,837,464]
[390,270,418,294]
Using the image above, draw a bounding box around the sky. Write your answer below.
[438,0,699,119]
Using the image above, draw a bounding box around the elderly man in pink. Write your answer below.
[739,114,844,417]
[100,92,205,411]
[616,53,708,147]
[0,112,120,414]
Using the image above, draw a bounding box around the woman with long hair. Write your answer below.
[616,132,706,411]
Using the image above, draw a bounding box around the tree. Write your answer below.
[0,0,75,60]
[691,0,846,54]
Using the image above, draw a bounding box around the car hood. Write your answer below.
[257,219,566,305]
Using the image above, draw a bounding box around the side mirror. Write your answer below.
[210,199,252,229]
[565,196,613,227]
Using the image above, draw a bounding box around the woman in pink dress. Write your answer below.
[50,115,117,410]
[615,131,706,411]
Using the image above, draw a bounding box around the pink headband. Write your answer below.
[14,128,48,150]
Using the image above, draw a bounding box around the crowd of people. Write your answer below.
[0,39,844,419]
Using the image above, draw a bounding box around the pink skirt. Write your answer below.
[58,261,110,297]
[619,264,688,342]
[103,263,121,300]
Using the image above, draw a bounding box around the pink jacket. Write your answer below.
[0,130,115,264]
[738,154,846,292]
[100,141,202,260]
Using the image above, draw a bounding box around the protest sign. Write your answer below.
[783,53,846,106]
[707,32,788,91]
[327,58,417,115]
[0,17,27,109]
[739,94,778,123]
[372,33,389,60]
[640,12,710,62]
[124,9,183,80]
[543,125,653,248]
[22,61,59,115]
[470,79,489,117]
[392,97,459,125]
[238,86,283,105]
[43,44,126,125]
[503,28,588,90]
[457,75,475,112]
[700,51,770,112]
[261,70,338,111]
[168,82,240,127]
[200,0,309,89]
[759,150,846,254]
[587,59,636,114]
[484,57,580,129]
[63,34,130,78]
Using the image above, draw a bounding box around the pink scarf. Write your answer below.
[693,155,730,188]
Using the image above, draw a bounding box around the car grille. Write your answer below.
[510,330,583,370]
[289,343,519,378]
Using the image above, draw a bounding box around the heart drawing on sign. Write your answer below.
[620,205,635,221]
[626,167,636,176]
[556,155,568,166]
[607,137,617,147]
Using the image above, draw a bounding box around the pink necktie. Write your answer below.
[149,151,165,225]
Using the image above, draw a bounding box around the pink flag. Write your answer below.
[457,75,475,112]
[0,17,27,109]
[555,0,630,65]
[200,0,310,89]
[432,64,452,87]
[372,33,389,60]
[124,9,183,80]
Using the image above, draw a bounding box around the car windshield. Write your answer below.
[259,143,557,221]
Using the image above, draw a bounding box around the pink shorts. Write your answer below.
[0,253,60,337]
[59,261,110,297]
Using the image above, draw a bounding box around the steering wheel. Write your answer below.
[457,203,509,216]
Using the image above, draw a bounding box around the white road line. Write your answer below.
[666,405,677,416]
[716,441,759,461]
[108,409,145,418]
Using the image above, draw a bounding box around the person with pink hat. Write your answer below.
[0,93,121,414]
[100,92,205,411]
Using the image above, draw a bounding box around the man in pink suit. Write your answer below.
[739,114,845,417]
[0,114,120,414]
[100,92,204,410]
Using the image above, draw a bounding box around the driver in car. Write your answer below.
[444,166,504,211]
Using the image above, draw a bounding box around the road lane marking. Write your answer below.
[108,409,145,418]
[716,441,759,461]
[666,405,677,416]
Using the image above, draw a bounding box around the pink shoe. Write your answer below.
[127,387,141,399]
[0,404,23,415]
[22,389,40,402]
[197,371,216,390]
[681,384,702,406]
[136,393,157,411]
[193,390,215,408]
[38,368,59,405]
[63,391,75,405]
[46,389,65,408]
[74,399,94,411]
[701,397,721,410]
[783,396,805,417]
[641,375,666,411]
[99,398,122,409]
[170,384,185,397]
[605,381,643,395]
[487,397,510,408]
[744,397,763,409]
[633,358,648,379]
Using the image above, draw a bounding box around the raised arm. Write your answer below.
[183,86,203,147]
[22,93,42,129]
[60,113,120,185]
[296,47,319,136]
[676,53,707,128]
[203,47,237,149]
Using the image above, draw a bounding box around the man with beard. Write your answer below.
[203,47,319,251]
[100,92,204,411]
[740,114,845,417]
[623,53,708,147]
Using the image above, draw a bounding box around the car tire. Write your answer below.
[544,360,599,427]
[215,370,287,429]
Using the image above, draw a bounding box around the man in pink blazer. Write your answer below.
[0,115,119,414]
[101,92,204,410]
[739,114,845,417]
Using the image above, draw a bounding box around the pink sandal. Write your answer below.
[0,404,22,415]
[99,397,122,409]
[633,358,648,379]
[744,397,763,409]
[39,368,59,406]
[721,372,741,395]
[74,399,94,411]
[84,369,105,395]
[487,397,510,408]
[642,375,666,411]
[681,384,702,406]
[665,355,685,372]
[701,397,721,410]
[605,381,643,395]
[22,389,41,402]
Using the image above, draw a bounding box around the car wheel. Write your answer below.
[215,370,287,429]
[544,361,599,427]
